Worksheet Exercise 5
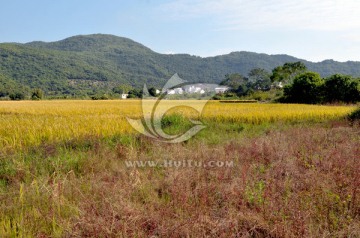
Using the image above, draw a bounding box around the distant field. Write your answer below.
[0,100,355,150]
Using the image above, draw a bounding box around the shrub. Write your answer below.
[31,88,44,100]
[282,72,323,104]
[91,94,109,100]
[348,107,360,122]
[9,92,25,100]
[323,74,360,103]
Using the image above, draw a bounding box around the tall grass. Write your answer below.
[1,123,359,237]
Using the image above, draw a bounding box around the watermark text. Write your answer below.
[125,159,234,168]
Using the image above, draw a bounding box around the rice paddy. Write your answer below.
[0,100,355,150]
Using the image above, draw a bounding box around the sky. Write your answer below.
[1,0,360,62]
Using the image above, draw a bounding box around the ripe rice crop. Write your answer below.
[0,100,355,150]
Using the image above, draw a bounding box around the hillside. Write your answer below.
[1,34,360,96]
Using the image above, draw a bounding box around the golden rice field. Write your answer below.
[0,100,356,150]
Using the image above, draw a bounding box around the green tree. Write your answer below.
[112,84,133,94]
[127,89,142,98]
[323,74,360,103]
[283,72,323,104]
[248,68,271,90]
[220,73,249,96]
[31,88,44,100]
[9,92,25,100]
[271,62,307,84]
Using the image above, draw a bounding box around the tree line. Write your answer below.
[1,61,359,103]
[219,62,360,104]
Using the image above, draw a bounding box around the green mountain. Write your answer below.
[1,34,360,96]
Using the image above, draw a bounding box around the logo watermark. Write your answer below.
[125,159,234,168]
[126,74,218,143]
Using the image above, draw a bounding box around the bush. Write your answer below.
[282,73,360,104]
[9,92,25,100]
[282,72,323,104]
[323,74,360,103]
[212,95,221,100]
[91,94,109,100]
[348,107,360,122]
[31,88,44,100]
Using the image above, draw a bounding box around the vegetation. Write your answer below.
[216,61,359,104]
[270,61,307,84]
[1,34,360,98]
[31,88,44,100]
[8,92,25,100]
[0,74,29,99]
[282,73,360,104]
[0,34,360,236]
[282,72,324,104]
[0,100,359,237]
[248,68,271,90]
[214,61,360,103]
[348,107,360,122]
[323,74,360,103]
[0,100,355,150]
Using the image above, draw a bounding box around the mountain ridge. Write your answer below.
[1,34,360,96]
[23,34,358,63]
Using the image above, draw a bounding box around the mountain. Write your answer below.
[1,34,360,96]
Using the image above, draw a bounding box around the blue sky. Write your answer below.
[1,0,360,62]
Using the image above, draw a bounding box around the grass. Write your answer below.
[0,100,359,237]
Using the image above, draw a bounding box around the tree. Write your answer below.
[283,72,323,104]
[323,74,360,103]
[248,68,271,91]
[220,73,249,96]
[112,84,133,94]
[31,88,44,100]
[127,89,142,98]
[148,87,158,97]
[9,92,25,100]
[271,62,307,84]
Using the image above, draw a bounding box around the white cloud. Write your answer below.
[160,0,360,31]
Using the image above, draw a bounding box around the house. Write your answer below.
[215,86,229,94]
[272,82,283,89]
[121,94,128,99]
[167,87,183,95]
[186,85,202,93]
[165,84,226,95]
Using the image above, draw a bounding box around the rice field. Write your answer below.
[1,100,359,237]
[0,100,356,150]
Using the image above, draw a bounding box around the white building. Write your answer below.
[215,86,229,94]
[121,94,128,99]
[167,87,183,95]
[272,82,283,89]
[165,84,227,95]
[187,85,202,93]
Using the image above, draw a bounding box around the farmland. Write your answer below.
[0,100,355,150]
[0,100,359,237]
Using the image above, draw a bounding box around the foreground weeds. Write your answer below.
[1,122,359,237]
